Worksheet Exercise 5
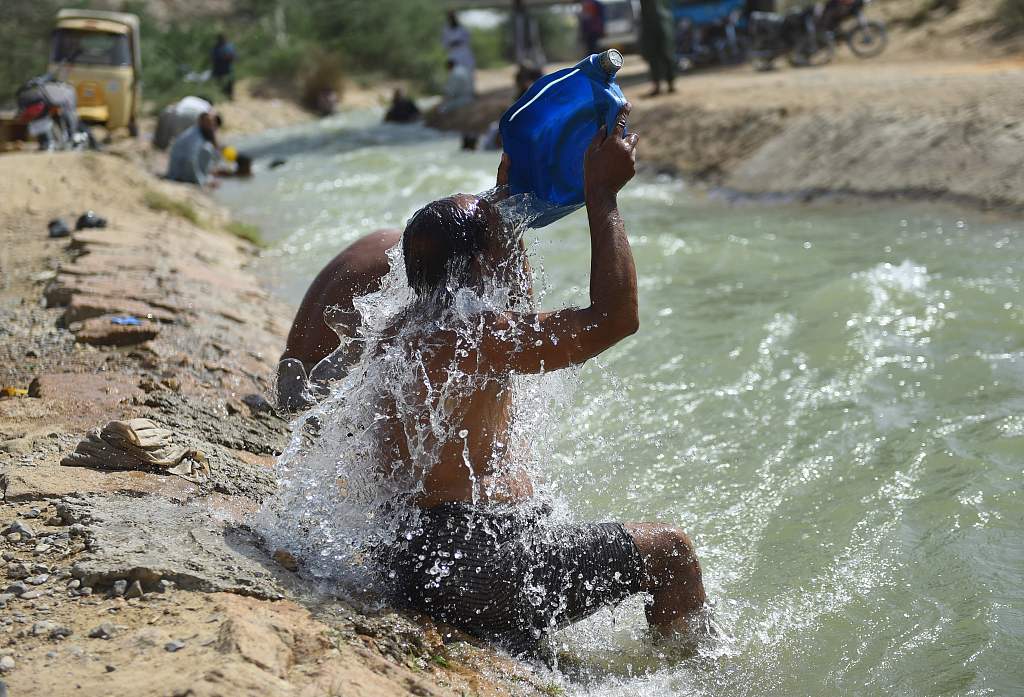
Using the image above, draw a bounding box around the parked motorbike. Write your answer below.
[749,6,835,71]
[676,10,749,72]
[16,74,93,151]
[818,0,887,58]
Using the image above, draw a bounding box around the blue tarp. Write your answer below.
[671,0,746,26]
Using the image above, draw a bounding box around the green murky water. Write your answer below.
[218,111,1024,696]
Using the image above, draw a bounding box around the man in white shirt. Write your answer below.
[442,11,476,94]
[441,60,474,114]
[154,95,213,150]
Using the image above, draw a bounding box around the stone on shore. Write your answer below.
[62,293,176,325]
[62,495,286,598]
[72,315,160,346]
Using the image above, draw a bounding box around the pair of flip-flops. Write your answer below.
[47,211,108,238]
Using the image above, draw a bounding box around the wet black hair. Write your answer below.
[402,197,490,301]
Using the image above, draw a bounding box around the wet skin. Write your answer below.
[384,107,709,635]
[281,228,401,372]
[282,106,707,636]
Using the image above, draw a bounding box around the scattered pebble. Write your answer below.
[88,623,116,640]
[2,521,34,539]
[4,563,29,580]
[105,665,116,673]
[4,582,28,597]
[24,508,41,520]
[0,656,13,673]
[78,587,93,597]
[20,590,44,600]
[164,640,186,652]
[0,553,13,562]
[124,580,144,600]
[111,580,127,598]
[26,574,49,586]
[67,579,80,590]
[31,620,58,636]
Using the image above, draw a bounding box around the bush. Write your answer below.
[224,220,264,246]
[999,0,1024,33]
[300,50,345,111]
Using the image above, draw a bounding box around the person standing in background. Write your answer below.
[579,0,605,56]
[442,10,477,94]
[211,34,236,100]
[639,0,676,96]
[510,0,546,69]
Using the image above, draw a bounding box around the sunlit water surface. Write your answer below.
[217,111,1024,696]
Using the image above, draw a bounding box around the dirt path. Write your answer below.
[625,54,1024,209]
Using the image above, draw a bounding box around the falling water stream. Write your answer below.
[216,110,1024,696]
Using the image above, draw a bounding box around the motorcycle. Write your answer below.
[749,5,835,71]
[677,10,749,72]
[15,74,93,151]
[818,0,887,58]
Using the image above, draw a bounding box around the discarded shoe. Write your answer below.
[62,418,210,483]
[75,211,108,230]
[47,219,70,238]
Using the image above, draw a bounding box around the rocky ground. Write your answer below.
[429,2,1024,213]
[0,152,554,696]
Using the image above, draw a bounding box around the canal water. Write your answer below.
[217,110,1024,696]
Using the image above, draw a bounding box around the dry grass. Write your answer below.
[224,220,265,247]
[142,189,202,226]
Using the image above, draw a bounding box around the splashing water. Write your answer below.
[256,190,578,595]
[218,111,1024,696]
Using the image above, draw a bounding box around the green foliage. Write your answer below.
[0,0,86,109]
[998,0,1024,32]
[224,220,264,246]
[471,26,507,70]
[536,8,582,63]
[143,189,201,226]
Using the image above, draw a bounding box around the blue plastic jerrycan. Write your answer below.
[499,49,627,228]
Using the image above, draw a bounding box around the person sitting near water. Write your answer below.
[153,94,214,150]
[276,229,400,411]
[378,105,708,657]
[166,110,222,187]
[384,89,421,124]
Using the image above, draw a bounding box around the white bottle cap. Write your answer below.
[598,49,624,76]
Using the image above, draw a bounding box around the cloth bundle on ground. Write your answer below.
[62,418,209,482]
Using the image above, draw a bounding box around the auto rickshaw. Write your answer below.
[48,9,141,137]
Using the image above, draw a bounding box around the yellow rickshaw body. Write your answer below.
[48,10,141,134]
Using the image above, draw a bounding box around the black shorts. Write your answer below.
[385,502,647,657]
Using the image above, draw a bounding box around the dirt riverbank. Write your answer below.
[0,150,553,696]
[429,37,1024,212]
